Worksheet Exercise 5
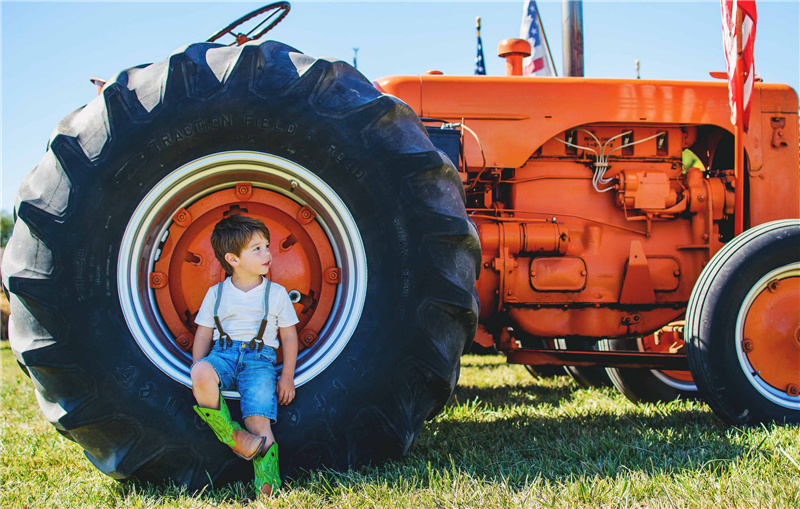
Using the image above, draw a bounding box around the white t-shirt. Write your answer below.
[195,278,299,348]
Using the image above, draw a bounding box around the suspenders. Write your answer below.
[213,278,272,351]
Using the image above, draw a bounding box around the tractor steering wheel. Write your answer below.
[207,2,291,46]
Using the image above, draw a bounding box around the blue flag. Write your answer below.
[475,33,486,75]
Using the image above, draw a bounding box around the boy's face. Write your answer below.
[225,233,272,279]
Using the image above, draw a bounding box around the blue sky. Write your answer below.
[2,1,798,212]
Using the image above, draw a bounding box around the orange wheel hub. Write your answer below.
[742,276,800,395]
[150,184,339,360]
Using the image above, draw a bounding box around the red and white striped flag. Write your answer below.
[721,0,757,132]
[520,1,552,76]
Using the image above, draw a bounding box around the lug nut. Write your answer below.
[742,339,754,352]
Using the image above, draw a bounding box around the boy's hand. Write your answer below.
[276,375,295,405]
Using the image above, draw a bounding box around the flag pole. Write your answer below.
[734,7,745,235]
[535,6,558,76]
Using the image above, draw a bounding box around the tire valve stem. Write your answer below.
[751,370,761,377]
[290,180,298,193]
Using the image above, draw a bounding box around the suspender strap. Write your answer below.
[255,279,272,341]
[249,279,271,351]
[213,281,231,347]
[213,281,225,334]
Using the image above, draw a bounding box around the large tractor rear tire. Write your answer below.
[2,41,480,489]
[686,219,800,425]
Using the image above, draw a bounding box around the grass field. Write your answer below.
[2,342,798,508]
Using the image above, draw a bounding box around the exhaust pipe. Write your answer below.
[562,0,584,77]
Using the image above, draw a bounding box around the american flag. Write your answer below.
[520,0,552,76]
[475,29,486,75]
[721,0,757,132]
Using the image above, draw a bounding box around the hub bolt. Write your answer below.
[787,384,800,397]
[742,339,754,352]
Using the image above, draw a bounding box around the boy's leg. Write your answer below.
[191,361,221,409]
[192,356,265,460]
[245,416,280,496]
[238,348,280,495]
[243,415,275,445]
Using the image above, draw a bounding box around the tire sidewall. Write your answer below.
[688,223,800,424]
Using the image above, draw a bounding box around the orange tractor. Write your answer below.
[3,2,798,490]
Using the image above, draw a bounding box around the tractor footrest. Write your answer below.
[506,349,689,370]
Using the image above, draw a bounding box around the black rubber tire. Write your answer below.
[686,219,800,425]
[555,338,612,389]
[1,41,480,489]
[513,334,567,378]
[599,338,698,404]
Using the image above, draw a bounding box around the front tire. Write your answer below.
[686,219,800,425]
[2,40,480,488]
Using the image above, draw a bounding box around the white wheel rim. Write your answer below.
[650,369,697,392]
[118,151,367,392]
[735,262,800,410]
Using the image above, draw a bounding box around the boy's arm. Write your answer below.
[192,326,214,363]
[276,325,298,405]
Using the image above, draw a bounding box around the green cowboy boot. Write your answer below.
[194,394,265,460]
[254,441,280,496]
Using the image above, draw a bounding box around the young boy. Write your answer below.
[191,214,299,496]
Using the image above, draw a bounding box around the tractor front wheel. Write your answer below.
[686,219,800,425]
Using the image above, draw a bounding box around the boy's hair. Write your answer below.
[211,214,270,275]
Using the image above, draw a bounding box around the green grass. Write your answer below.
[2,343,799,508]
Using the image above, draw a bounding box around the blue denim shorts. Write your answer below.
[197,342,278,422]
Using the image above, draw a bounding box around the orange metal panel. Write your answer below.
[377,76,765,167]
[379,74,799,344]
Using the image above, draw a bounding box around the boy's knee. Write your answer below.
[191,361,218,386]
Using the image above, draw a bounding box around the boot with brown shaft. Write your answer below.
[194,394,266,460]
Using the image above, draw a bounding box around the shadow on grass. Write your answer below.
[109,477,257,506]
[452,380,577,408]
[108,406,750,504]
[295,410,746,499]
[269,409,754,504]
[109,386,732,503]
[409,406,740,486]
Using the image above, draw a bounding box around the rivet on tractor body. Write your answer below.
[297,206,316,225]
[324,268,341,284]
[172,208,192,228]
[149,272,168,289]
[236,183,253,201]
